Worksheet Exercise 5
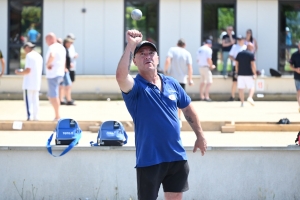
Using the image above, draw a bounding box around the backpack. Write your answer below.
[46,118,82,157]
[90,121,128,146]
[295,132,300,145]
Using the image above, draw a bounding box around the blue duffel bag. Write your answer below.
[47,118,82,157]
[90,120,128,146]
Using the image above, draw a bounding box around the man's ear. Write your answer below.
[133,57,137,65]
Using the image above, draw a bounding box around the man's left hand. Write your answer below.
[193,137,207,156]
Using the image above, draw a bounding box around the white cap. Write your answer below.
[286,27,290,32]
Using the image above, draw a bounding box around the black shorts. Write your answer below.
[69,71,75,82]
[136,160,189,200]
[179,83,186,90]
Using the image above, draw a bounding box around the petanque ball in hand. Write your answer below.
[131,9,142,20]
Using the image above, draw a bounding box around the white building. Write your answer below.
[0,0,299,76]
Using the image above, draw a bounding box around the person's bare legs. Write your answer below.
[231,82,237,98]
[239,89,244,106]
[59,86,65,103]
[199,82,205,99]
[49,97,60,119]
[165,192,183,200]
[65,86,72,102]
[204,83,212,99]
[248,87,255,99]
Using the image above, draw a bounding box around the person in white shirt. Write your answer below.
[229,35,247,101]
[66,33,78,82]
[45,33,66,120]
[164,39,193,126]
[197,39,216,101]
[15,42,43,120]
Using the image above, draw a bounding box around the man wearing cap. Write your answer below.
[15,42,43,120]
[235,43,257,107]
[45,32,66,120]
[289,41,300,113]
[164,39,193,127]
[196,39,215,101]
[116,30,207,200]
[0,50,5,77]
[66,33,78,82]
[228,35,247,101]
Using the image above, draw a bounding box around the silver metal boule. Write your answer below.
[131,9,142,20]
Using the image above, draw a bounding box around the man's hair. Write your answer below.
[177,39,185,47]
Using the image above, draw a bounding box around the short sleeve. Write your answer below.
[175,81,191,109]
[25,54,31,69]
[289,54,294,65]
[187,52,192,65]
[250,53,255,61]
[121,79,138,102]
[167,48,173,58]
[229,45,235,57]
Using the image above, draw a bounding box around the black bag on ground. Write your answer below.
[277,118,290,124]
[270,68,282,77]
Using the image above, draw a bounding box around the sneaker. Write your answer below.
[241,103,244,107]
[66,100,76,106]
[205,98,212,102]
[247,97,255,106]
[60,101,66,105]
[223,75,228,79]
[229,97,235,101]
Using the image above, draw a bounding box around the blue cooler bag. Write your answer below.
[47,118,82,157]
[90,121,128,146]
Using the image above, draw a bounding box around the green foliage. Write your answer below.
[218,8,234,31]
[21,6,42,35]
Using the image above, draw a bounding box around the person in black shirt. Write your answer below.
[222,26,236,78]
[0,50,5,77]
[235,43,257,107]
[59,38,75,105]
[289,41,300,113]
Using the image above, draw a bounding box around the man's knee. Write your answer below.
[164,192,183,200]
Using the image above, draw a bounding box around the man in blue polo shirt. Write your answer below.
[116,29,207,200]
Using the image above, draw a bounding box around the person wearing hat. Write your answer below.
[164,38,193,127]
[0,50,5,77]
[289,41,300,113]
[228,35,247,101]
[15,42,43,120]
[196,39,216,101]
[116,30,207,200]
[66,33,78,82]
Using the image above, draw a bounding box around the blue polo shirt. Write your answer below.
[122,73,191,167]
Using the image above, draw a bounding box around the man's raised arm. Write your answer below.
[116,30,142,93]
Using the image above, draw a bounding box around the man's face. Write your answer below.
[227,27,233,34]
[65,41,72,48]
[133,46,159,72]
[237,39,244,46]
[24,46,31,54]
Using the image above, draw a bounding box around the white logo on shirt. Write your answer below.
[169,94,176,101]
